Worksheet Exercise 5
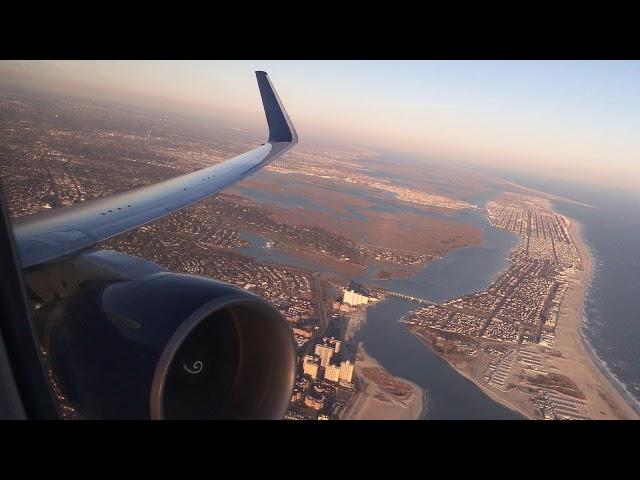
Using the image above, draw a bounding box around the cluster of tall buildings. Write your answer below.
[302,336,354,384]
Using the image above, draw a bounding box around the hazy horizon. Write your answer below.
[2,60,639,194]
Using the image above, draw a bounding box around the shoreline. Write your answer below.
[561,217,640,418]
[418,389,429,420]
[446,212,639,419]
[580,324,640,415]
[411,329,530,419]
[346,343,425,420]
[393,198,639,420]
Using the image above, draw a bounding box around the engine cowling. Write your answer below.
[35,272,297,419]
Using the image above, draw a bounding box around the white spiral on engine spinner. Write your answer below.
[183,360,204,375]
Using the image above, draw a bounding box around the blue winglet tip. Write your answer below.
[255,71,297,144]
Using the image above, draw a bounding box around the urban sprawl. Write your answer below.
[0,93,599,420]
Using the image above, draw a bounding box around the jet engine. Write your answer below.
[33,270,297,420]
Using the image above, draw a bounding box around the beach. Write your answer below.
[344,344,425,420]
[546,217,639,419]
[433,214,640,420]
[389,196,640,420]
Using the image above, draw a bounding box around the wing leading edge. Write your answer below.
[13,71,298,270]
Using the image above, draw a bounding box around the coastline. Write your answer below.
[445,212,640,419]
[345,344,425,420]
[556,217,640,419]
[411,329,530,419]
[394,198,639,420]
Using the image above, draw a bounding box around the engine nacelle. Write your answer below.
[35,272,297,419]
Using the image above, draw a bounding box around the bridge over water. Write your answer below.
[386,291,437,306]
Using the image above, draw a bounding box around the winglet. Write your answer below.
[256,71,298,144]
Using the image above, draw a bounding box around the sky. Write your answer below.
[1,60,639,192]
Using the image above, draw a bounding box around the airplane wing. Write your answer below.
[13,71,298,270]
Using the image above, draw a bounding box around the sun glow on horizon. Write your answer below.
[2,60,639,192]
